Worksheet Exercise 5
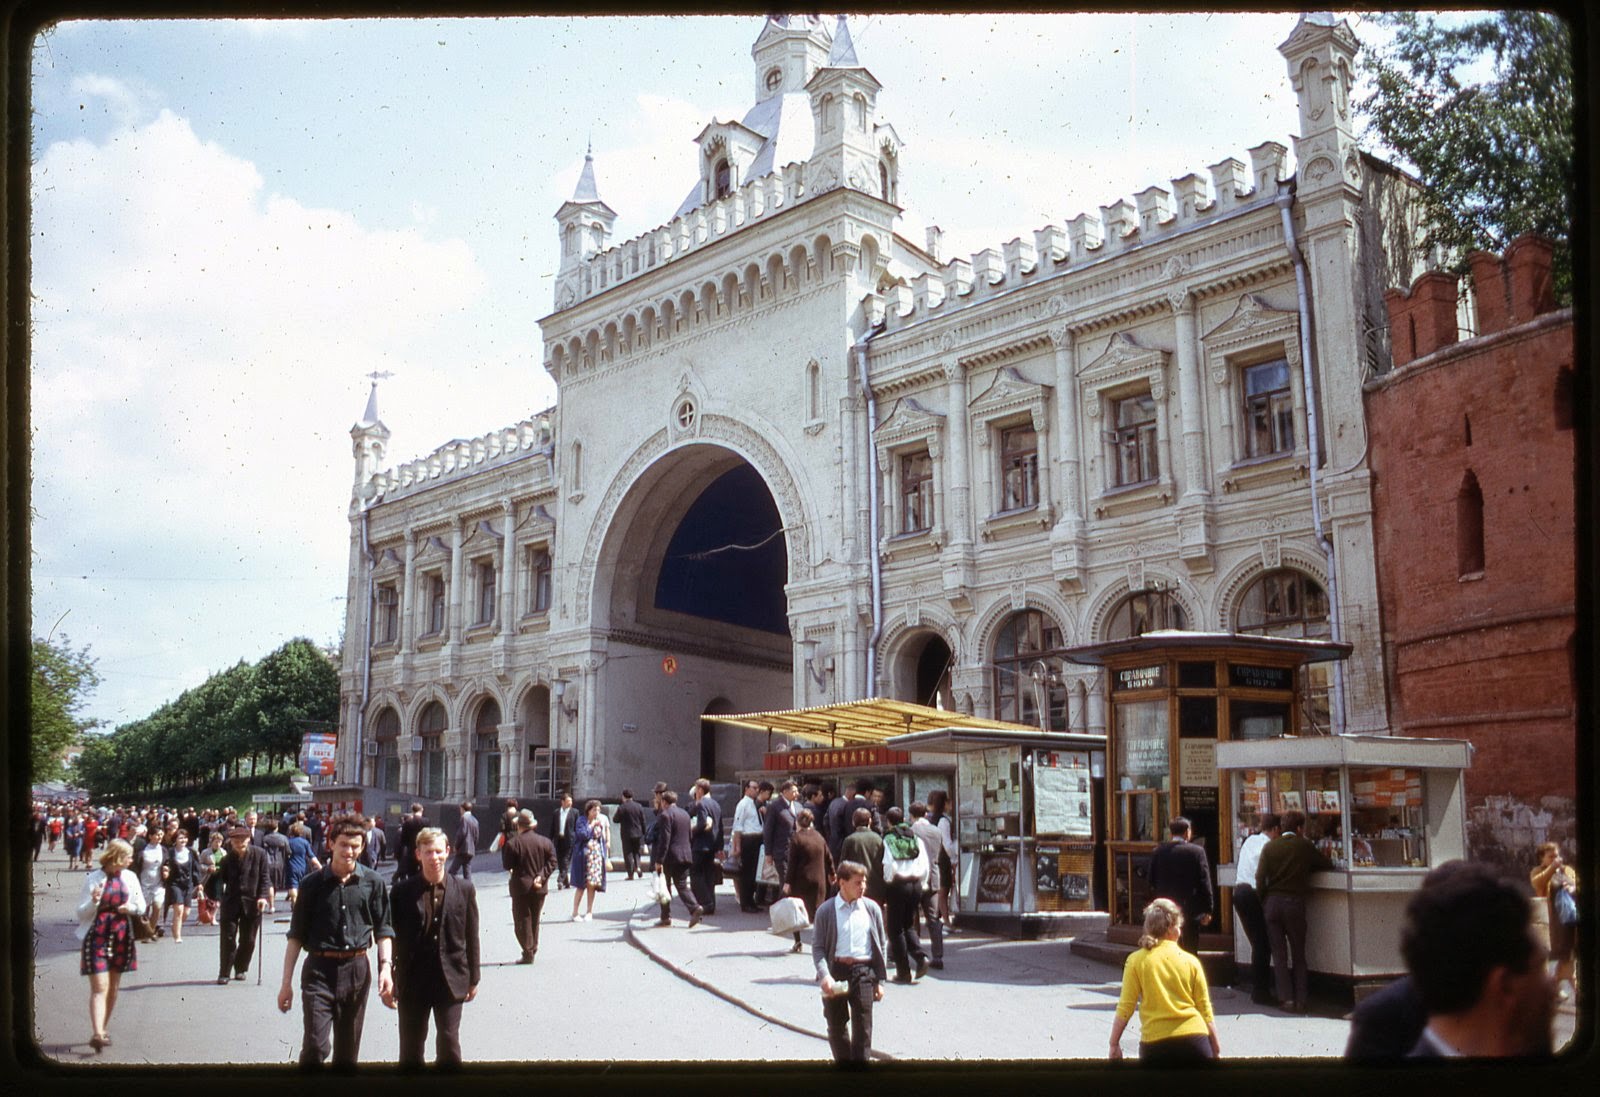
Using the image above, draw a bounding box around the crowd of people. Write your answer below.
[36,789,1576,1067]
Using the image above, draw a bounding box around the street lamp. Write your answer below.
[800,637,834,688]
[552,677,578,720]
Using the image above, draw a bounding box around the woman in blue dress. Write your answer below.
[569,799,609,921]
[284,821,321,907]
[77,839,146,1052]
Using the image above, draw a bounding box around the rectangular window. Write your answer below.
[375,584,399,645]
[899,449,933,533]
[1243,359,1294,458]
[424,574,446,636]
[1113,393,1158,486]
[475,560,496,625]
[1000,425,1038,510]
[527,547,553,614]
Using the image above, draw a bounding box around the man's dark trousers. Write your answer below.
[690,851,719,914]
[823,960,878,1064]
[219,909,262,978]
[621,834,642,878]
[299,953,371,1068]
[397,956,462,1068]
[1264,893,1310,1008]
[737,833,762,911]
[1232,883,1272,1000]
[511,890,546,959]
[884,880,928,980]
[446,850,473,879]
[659,863,700,921]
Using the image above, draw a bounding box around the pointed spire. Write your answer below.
[358,370,392,428]
[828,14,859,66]
[572,146,601,203]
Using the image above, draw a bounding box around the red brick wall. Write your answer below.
[1366,235,1577,865]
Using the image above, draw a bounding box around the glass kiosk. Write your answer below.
[1062,630,1351,948]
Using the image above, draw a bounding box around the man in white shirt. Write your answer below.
[811,860,888,1066]
[1402,860,1554,1058]
[1233,812,1277,1004]
[553,793,576,889]
[731,780,765,913]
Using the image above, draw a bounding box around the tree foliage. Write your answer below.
[30,635,101,783]
[69,637,339,799]
[1358,10,1574,297]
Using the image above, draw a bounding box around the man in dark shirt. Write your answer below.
[216,824,271,984]
[688,778,725,915]
[613,789,647,880]
[1148,816,1215,954]
[395,803,426,885]
[1256,810,1334,1013]
[278,812,395,1068]
[383,827,479,1069]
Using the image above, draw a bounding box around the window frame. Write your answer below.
[899,448,934,535]
[1110,390,1159,488]
[421,571,447,638]
[524,544,553,616]
[998,422,1040,512]
[473,558,497,627]
[1240,357,1295,460]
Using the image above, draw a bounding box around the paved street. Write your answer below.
[26,845,1578,1068]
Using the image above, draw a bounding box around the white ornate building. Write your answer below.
[334,14,1426,812]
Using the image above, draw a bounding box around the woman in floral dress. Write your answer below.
[569,799,609,921]
[77,839,145,1052]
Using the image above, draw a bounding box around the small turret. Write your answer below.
[554,145,618,309]
[805,15,897,204]
[351,375,392,495]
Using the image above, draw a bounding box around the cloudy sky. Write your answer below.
[28,11,1391,731]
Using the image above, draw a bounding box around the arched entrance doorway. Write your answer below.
[584,443,797,792]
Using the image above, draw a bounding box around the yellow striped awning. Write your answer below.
[708,698,1042,746]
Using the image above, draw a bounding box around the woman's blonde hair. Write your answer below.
[1138,897,1183,949]
[99,838,134,872]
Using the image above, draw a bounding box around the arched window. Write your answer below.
[1236,568,1333,732]
[1104,589,1188,640]
[373,707,401,792]
[880,161,891,202]
[474,699,502,800]
[418,701,447,801]
[993,610,1069,730]
[713,158,732,200]
[1457,471,1484,577]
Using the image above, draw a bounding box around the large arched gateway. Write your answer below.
[560,441,799,792]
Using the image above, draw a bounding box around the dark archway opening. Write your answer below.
[913,635,954,709]
[654,463,788,634]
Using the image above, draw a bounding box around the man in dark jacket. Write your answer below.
[383,828,480,1069]
[501,810,558,963]
[689,778,725,915]
[1257,810,1334,1012]
[653,790,701,927]
[613,790,648,880]
[1148,816,1214,954]
[215,824,271,983]
[763,779,803,887]
[448,801,479,879]
[553,793,577,889]
[826,779,874,865]
[395,804,426,885]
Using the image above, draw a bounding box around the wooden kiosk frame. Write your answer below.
[1062,630,1350,947]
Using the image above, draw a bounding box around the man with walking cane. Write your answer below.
[215,824,270,984]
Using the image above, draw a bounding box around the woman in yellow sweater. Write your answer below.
[1109,898,1221,1063]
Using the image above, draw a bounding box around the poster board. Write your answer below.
[1032,750,1093,838]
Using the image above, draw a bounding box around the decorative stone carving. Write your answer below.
[1261,536,1282,569]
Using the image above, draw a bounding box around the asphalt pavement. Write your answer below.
[23,846,1580,1072]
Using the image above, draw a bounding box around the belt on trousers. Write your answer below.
[309,948,367,960]
[833,957,873,967]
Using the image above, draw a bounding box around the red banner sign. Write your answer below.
[762,746,912,771]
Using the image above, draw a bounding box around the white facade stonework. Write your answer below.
[336,15,1425,807]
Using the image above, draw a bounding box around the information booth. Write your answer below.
[1215,734,1470,982]
[1062,631,1350,949]
[884,727,1109,938]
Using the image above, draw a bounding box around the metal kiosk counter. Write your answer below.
[1215,733,1471,988]
[885,727,1109,939]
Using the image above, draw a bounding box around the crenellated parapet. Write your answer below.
[867,142,1290,333]
[362,410,556,504]
[556,161,813,310]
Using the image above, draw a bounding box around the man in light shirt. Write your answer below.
[1233,812,1277,1004]
[731,780,765,913]
[811,860,888,1066]
[1402,860,1554,1058]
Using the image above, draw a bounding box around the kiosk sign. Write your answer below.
[977,851,1017,904]
[1114,664,1166,691]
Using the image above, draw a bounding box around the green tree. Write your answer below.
[253,638,340,772]
[1358,11,1574,298]
[31,635,101,783]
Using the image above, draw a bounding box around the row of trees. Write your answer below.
[72,638,339,800]
[31,635,101,783]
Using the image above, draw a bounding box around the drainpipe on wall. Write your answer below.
[1277,184,1348,736]
[357,505,374,780]
[853,321,887,694]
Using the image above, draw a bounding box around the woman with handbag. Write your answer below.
[77,839,145,1052]
[780,809,833,953]
[163,828,201,942]
[570,799,609,921]
[131,827,169,940]
[1531,842,1579,1001]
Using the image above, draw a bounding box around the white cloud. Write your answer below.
[66,72,150,128]
[30,107,506,724]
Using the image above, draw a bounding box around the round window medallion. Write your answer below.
[765,68,782,91]
[676,399,698,430]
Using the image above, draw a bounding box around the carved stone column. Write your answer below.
[1171,288,1210,500]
